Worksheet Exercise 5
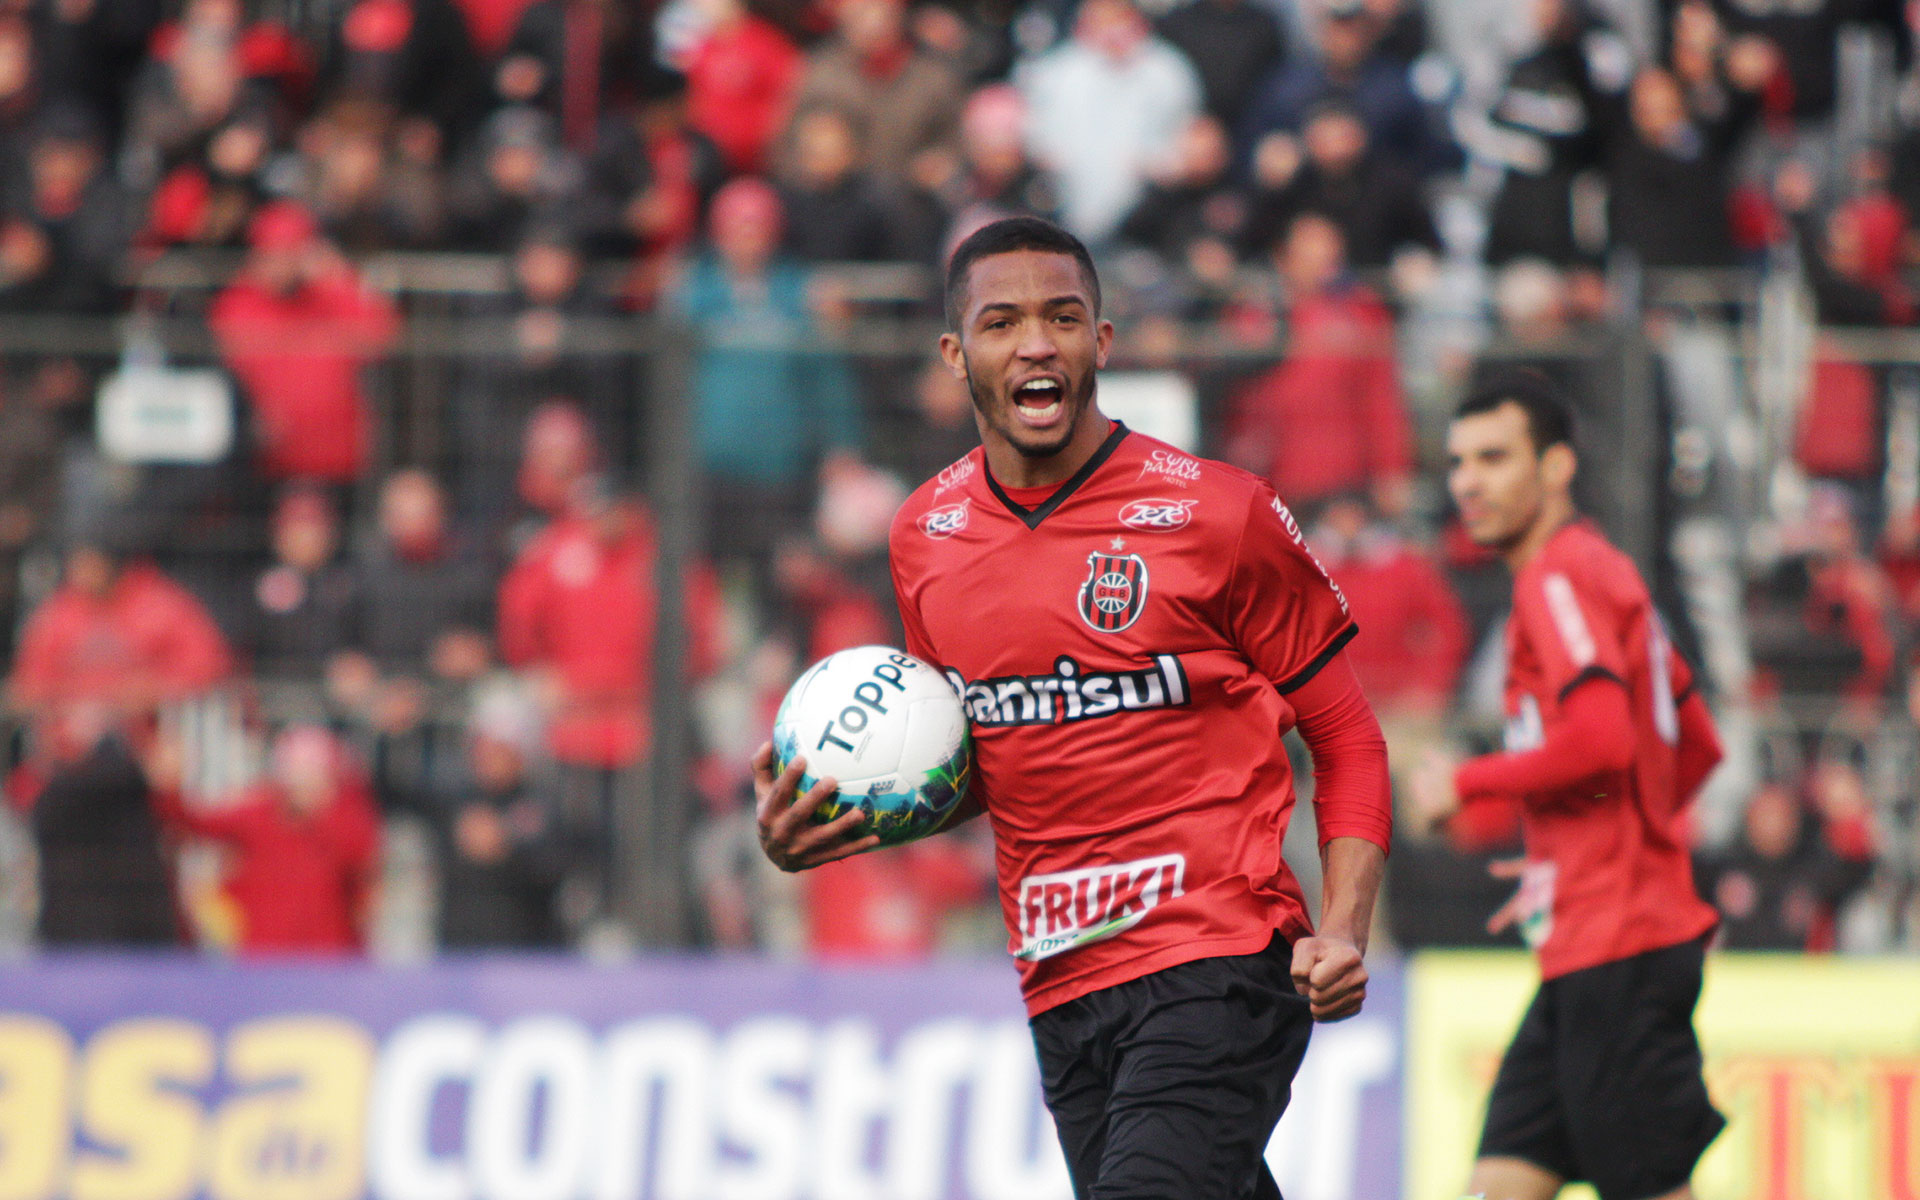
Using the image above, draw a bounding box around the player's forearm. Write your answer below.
[1290,653,1394,849]
[1454,676,1634,803]
[1317,836,1385,955]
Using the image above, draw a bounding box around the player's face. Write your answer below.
[940,250,1113,465]
[1447,403,1547,550]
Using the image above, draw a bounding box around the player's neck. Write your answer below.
[983,405,1115,490]
[1503,496,1577,573]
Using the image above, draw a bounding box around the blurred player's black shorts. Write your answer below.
[1030,934,1312,1200]
[1478,934,1726,1200]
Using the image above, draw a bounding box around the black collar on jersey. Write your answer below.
[985,421,1131,530]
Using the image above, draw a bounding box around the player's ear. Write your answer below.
[938,331,967,380]
[1540,442,1576,491]
[1095,319,1114,368]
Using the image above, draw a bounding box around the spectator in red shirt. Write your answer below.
[208,200,400,484]
[1225,211,1413,514]
[1309,494,1468,716]
[154,724,382,955]
[10,536,231,734]
[497,476,720,933]
[678,0,801,175]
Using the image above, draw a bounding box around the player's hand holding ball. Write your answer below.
[754,646,972,873]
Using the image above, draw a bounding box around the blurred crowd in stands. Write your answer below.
[0,0,1917,961]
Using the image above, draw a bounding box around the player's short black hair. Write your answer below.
[944,217,1101,331]
[1455,369,1575,455]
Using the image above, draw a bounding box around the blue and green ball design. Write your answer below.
[771,646,975,848]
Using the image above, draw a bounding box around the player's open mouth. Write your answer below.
[1013,377,1065,426]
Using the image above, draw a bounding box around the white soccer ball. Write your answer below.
[771,645,972,846]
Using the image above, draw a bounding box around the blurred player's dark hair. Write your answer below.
[1455,368,1575,454]
[944,217,1101,330]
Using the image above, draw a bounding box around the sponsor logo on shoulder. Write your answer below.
[1272,495,1350,614]
[1137,449,1202,488]
[918,499,970,539]
[1119,498,1196,531]
[1017,854,1186,961]
[935,457,976,495]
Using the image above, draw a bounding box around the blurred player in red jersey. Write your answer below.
[1414,371,1726,1200]
[754,217,1392,1199]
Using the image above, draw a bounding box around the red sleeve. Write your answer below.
[496,546,549,668]
[1511,561,1630,700]
[1289,652,1392,853]
[9,601,70,706]
[1673,689,1723,804]
[310,272,400,353]
[1225,485,1357,692]
[152,582,232,694]
[1454,674,1635,802]
[889,540,939,667]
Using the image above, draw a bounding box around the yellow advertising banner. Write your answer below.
[1405,952,1920,1200]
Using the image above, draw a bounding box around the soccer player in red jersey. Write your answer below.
[754,216,1393,1198]
[1415,371,1726,1200]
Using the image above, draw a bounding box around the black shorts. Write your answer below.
[1029,936,1313,1200]
[1479,935,1726,1200]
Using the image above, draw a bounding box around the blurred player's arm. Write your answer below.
[1450,674,1635,806]
[1673,688,1722,803]
[1288,653,1390,1021]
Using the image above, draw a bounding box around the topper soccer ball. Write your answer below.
[771,645,972,847]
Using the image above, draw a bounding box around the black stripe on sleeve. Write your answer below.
[1275,622,1360,694]
[1557,663,1627,703]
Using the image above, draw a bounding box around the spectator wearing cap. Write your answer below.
[209,201,401,484]
[1238,0,1447,178]
[782,0,963,189]
[434,684,567,947]
[0,103,130,315]
[673,177,865,591]
[1155,0,1286,131]
[1225,212,1414,514]
[495,0,649,153]
[1240,98,1438,273]
[497,476,721,932]
[240,486,362,681]
[678,0,801,175]
[498,399,601,553]
[152,724,382,956]
[775,105,902,262]
[446,105,581,251]
[319,0,487,145]
[1016,0,1202,244]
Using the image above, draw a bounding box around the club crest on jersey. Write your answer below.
[1078,552,1148,633]
[918,500,970,539]
[1118,498,1196,531]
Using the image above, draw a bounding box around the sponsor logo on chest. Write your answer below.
[1118,498,1196,531]
[1137,449,1202,487]
[1016,853,1187,961]
[945,654,1190,728]
[918,499,970,539]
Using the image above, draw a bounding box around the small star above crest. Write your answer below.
[1110,536,1127,551]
